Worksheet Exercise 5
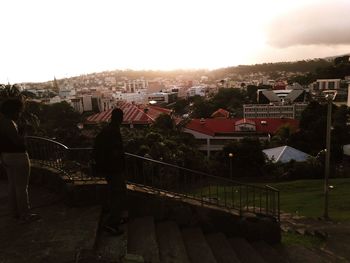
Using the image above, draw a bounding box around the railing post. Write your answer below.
[253,186,255,213]
[216,184,219,206]
[200,174,203,206]
[265,186,269,215]
[231,185,235,209]
[246,185,249,212]
[278,191,280,222]
[224,185,227,208]
[208,184,211,203]
[259,188,262,213]
[239,185,242,216]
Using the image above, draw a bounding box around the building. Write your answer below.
[184,118,299,157]
[70,98,84,113]
[114,90,147,104]
[257,89,306,104]
[82,95,93,111]
[243,103,308,119]
[263,146,311,163]
[211,108,230,119]
[85,102,174,128]
[315,79,341,91]
[147,92,177,105]
[187,85,207,97]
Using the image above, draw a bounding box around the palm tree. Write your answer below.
[0,83,39,134]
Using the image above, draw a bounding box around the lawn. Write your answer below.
[269,178,350,221]
[195,178,350,221]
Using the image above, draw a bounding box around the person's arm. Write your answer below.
[2,119,25,149]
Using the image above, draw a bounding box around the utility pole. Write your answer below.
[324,95,333,220]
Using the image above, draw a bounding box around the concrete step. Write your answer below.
[156,221,190,263]
[96,218,128,262]
[206,233,241,263]
[0,200,102,263]
[229,238,266,263]
[251,241,288,263]
[182,227,217,263]
[127,216,160,263]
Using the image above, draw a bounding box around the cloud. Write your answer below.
[267,1,350,47]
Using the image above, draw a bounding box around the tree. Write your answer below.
[271,124,295,146]
[190,96,215,118]
[25,101,82,146]
[211,88,245,111]
[0,84,39,134]
[334,55,350,66]
[152,113,175,131]
[246,85,258,103]
[212,138,266,178]
[172,99,190,116]
[289,102,349,163]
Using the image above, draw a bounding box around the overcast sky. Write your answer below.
[1,0,349,83]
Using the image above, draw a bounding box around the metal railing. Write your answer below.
[25,136,280,221]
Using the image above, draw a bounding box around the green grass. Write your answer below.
[270,178,350,221]
[282,232,324,248]
[195,178,350,221]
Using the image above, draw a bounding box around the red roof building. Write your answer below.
[211,108,230,119]
[85,102,174,127]
[184,118,299,156]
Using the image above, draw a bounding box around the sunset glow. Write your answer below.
[1,0,349,83]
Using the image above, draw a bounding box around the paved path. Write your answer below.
[0,180,101,263]
[280,212,350,262]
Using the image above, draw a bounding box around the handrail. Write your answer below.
[26,135,69,149]
[25,136,280,221]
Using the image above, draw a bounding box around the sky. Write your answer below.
[1,0,350,83]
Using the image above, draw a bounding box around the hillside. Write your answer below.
[19,56,349,88]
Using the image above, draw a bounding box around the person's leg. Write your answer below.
[107,176,122,227]
[5,163,19,218]
[104,175,126,235]
[14,153,30,217]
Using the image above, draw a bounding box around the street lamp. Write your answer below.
[324,94,334,220]
[229,153,234,180]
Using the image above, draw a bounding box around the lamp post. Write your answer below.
[229,153,233,180]
[324,94,333,220]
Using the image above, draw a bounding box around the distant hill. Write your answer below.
[20,55,349,88]
[208,59,334,80]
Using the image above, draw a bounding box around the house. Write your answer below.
[85,101,174,128]
[210,108,230,119]
[263,146,311,163]
[184,118,299,157]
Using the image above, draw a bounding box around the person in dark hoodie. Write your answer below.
[0,98,40,222]
[93,108,126,236]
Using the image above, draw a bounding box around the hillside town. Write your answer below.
[12,58,350,159]
[1,57,350,263]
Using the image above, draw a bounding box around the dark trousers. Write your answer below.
[1,153,30,218]
[105,173,127,227]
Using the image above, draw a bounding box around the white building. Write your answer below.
[70,98,84,113]
[316,79,341,90]
[114,90,147,104]
[82,95,93,112]
[243,103,308,119]
[147,92,177,104]
[59,88,73,99]
[187,85,207,97]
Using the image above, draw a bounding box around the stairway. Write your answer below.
[95,215,334,263]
